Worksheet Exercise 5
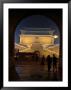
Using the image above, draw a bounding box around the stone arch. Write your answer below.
[15,15,60,57]
[9,10,62,81]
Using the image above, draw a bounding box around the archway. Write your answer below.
[15,15,60,57]
[9,9,62,81]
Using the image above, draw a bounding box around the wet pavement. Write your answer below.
[15,60,62,81]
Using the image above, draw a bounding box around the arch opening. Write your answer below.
[14,15,60,58]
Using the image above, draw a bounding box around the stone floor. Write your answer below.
[15,60,62,81]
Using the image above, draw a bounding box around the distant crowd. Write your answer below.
[33,51,58,72]
[15,50,59,72]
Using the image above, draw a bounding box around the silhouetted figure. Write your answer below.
[36,54,39,62]
[53,54,57,72]
[41,55,45,65]
[46,55,52,72]
[34,51,40,62]
[32,53,35,61]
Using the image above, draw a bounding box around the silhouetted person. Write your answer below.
[53,54,57,72]
[34,51,40,62]
[32,53,35,61]
[46,55,52,72]
[36,54,39,62]
[41,55,45,65]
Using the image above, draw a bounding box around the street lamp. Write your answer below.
[53,35,58,38]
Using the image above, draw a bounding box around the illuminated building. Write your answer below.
[15,28,59,57]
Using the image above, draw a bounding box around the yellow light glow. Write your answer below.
[19,35,55,53]
[20,36,35,44]
[54,35,58,38]
[39,37,53,44]
[20,35,54,44]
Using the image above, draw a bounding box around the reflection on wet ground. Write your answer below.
[15,60,62,81]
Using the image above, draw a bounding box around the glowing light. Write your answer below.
[53,35,58,38]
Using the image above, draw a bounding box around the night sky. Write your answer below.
[15,15,60,44]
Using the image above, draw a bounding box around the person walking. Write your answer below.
[46,55,52,72]
[53,54,57,72]
[41,55,45,65]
